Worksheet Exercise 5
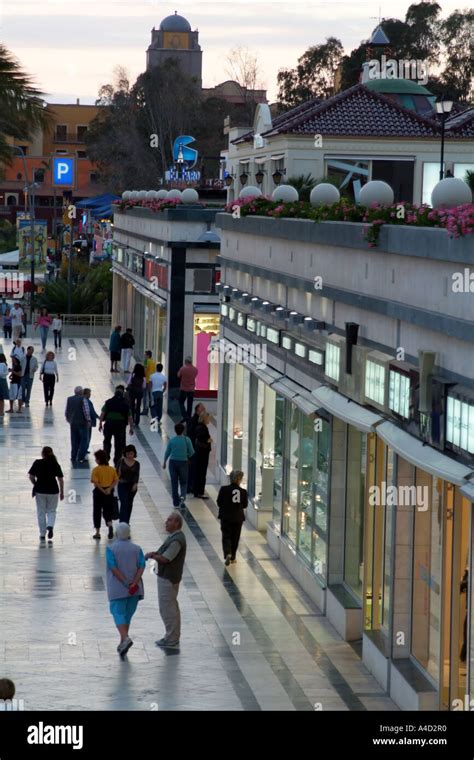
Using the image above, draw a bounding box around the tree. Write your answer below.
[439,9,474,102]
[287,174,316,202]
[0,44,48,164]
[277,37,344,110]
[225,46,264,123]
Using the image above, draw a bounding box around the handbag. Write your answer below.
[112,495,119,520]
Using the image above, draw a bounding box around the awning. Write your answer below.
[254,156,267,165]
[270,154,285,160]
[0,249,19,266]
[312,386,383,433]
[271,377,321,415]
[239,159,250,164]
[460,481,474,503]
[377,421,474,486]
[247,364,282,386]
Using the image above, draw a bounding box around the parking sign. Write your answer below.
[53,157,75,187]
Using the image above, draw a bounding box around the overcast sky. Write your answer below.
[0,0,465,103]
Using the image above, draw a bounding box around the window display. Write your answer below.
[326,343,341,382]
[193,312,219,392]
[249,379,277,510]
[272,394,285,527]
[389,369,410,419]
[344,426,366,600]
[283,403,300,544]
[365,360,386,406]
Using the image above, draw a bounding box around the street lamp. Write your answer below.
[436,98,453,180]
[239,172,248,186]
[272,169,286,185]
[255,169,265,185]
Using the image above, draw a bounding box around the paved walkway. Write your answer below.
[0,337,397,711]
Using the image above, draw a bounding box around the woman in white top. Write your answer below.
[52,313,62,349]
[0,353,9,415]
[40,351,59,407]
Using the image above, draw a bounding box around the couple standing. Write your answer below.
[106,512,186,655]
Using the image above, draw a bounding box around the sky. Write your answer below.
[0,0,465,104]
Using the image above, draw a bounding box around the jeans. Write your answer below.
[152,391,164,422]
[118,482,137,524]
[53,329,62,348]
[43,374,56,403]
[70,424,89,462]
[179,390,194,420]
[35,493,59,537]
[3,325,11,340]
[21,376,34,404]
[121,348,133,373]
[168,459,188,507]
[39,326,49,350]
[158,577,181,644]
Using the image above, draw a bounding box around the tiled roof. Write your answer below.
[445,107,474,137]
[263,84,441,138]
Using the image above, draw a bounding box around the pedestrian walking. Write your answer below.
[65,386,92,463]
[99,386,134,467]
[120,328,135,377]
[109,325,121,372]
[217,471,248,566]
[6,356,23,413]
[186,402,205,494]
[91,449,118,540]
[150,363,167,426]
[117,445,140,524]
[21,346,38,407]
[3,309,12,340]
[34,308,52,351]
[39,351,59,406]
[142,350,154,414]
[177,356,198,421]
[193,412,212,499]
[52,313,62,349]
[83,388,99,452]
[9,302,24,342]
[163,423,194,508]
[0,353,9,416]
[28,446,64,542]
[10,339,25,363]
[106,522,145,657]
[145,511,187,650]
[127,363,146,426]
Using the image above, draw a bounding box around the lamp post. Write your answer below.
[436,98,453,180]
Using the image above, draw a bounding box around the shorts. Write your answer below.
[109,596,140,625]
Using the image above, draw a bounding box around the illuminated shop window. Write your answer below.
[446,395,474,454]
[294,342,306,359]
[266,328,279,344]
[365,360,386,406]
[282,335,292,350]
[193,312,219,392]
[309,348,323,366]
[220,303,229,317]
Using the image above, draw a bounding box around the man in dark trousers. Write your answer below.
[65,386,92,463]
[217,470,248,566]
[120,328,135,378]
[145,511,187,650]
[99,386,134,467]
[186,402,205,494]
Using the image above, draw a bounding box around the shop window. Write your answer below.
[283,403,300,544]
[344,427,366,600]
[266,327,279,344]
[272,395,285,528]
[325,343,340,382]
[237,312,245,328]
[246,316,256,333]
[313,418,330,578]
[325,158,369,202]
[371,160,414,203]
[249,379,277,511]
[446,394,474,455]
[294,342,306,359]
[193,312,219,392]
[282,335,292,350]
[411,469,442,683]
[221,362,229,468]
[309,348,324,366]
[220,303,228,317]
[226,363,237,471]
[422,162,442,205]
[297,415,314,563]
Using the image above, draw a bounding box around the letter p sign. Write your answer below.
[53,157,74,187]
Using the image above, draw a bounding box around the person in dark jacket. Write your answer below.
[65,386,91,463]
[127,363,146,426]
[217,470,248,565]
[186,402,205,494]
[117,445,140,524]
[120,328,135,377]
[99,386,134,467]
[109,325,121,372]
[83,388,99,452]
[193,412,212,499]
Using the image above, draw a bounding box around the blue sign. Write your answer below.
[53,157,75,186]
[172,136,198,168]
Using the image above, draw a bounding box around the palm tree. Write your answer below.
[465,170,474,197]
[0,44,48,164]
[287,173,317,202]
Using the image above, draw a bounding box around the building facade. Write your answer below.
[215,211,474,711]
[111,205,221,399]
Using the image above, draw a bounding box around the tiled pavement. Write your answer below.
[0,337,397,711]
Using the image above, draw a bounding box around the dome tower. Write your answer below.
[146,11,202,86]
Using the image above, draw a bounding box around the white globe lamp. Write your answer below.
[167,189,182,200]
[431,177,472,209]
[157,190,168,199]
[272,184,299,202]
[239,186,262,199]
[359,181,394,207]
[310,183,340,206]
[181,188,199,203]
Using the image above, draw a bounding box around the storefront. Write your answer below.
[193,307,219,395]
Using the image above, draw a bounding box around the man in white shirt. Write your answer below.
[11,339,25,365]
[10,303,24,341]
[150,363,167,425]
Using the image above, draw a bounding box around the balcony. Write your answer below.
[53,132,87,144]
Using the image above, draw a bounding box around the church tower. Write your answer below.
[146,11,202,87]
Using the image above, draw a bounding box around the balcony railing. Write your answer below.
[53,133,87,144]
[60,314,112,337]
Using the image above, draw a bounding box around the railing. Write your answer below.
[53,133,86,144]
[60,314,112,337]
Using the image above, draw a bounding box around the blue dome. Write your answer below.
[159,12,191,32]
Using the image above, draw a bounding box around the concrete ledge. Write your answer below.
[216,213,474,264]
[326,584,362,641]
[390,659,438,711]
[363,630,390,691]
[246,499,272,531]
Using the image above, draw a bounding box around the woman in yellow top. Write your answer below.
[91,449,118,540]
[142,350,154,415]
